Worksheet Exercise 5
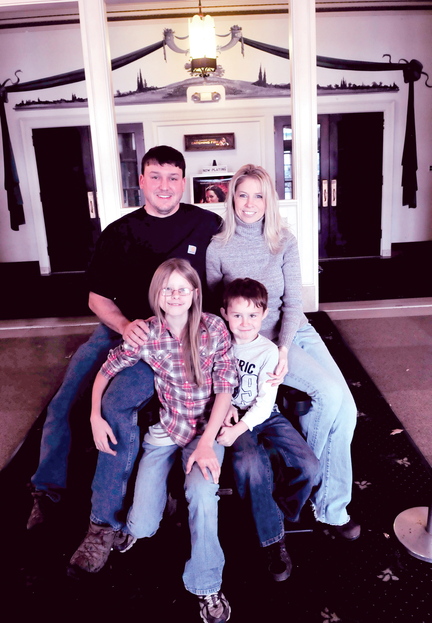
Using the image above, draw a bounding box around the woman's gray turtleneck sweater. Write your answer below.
[206,217,308,351]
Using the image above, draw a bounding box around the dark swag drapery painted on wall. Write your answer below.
[0,31,429,230]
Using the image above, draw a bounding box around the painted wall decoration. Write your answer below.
[1,21,431,229]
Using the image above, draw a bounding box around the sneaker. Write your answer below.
[69,522,116,573]
[198,591,231,623]
[27,490,53,530]
[112,530,137,553]
[333,518,361,541]
[266,537,292,582]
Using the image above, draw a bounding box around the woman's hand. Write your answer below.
[267,346,288,386]
[91,413,118,456]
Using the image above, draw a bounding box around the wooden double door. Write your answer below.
[275,112,384,259]
[33,123,144,273]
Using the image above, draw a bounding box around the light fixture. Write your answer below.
[188,1,217,78]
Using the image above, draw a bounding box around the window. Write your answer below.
[117,124,145,208]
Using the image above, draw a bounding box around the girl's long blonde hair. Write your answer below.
[148,258,207,386]
[216,164,288,253]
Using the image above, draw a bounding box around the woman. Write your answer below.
[205,184,226,203]
[206,164,360,539]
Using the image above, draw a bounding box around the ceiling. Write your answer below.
[0,1,430,25]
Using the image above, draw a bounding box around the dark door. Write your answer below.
[33,126,100,273]
[319,112,383,258]
[33,124,145,274]
[275,112,384,259]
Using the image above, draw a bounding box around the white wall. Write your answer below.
[0,9,431,268]
[315,10,432,243]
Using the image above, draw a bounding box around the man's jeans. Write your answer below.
[284,322,358,526]
[127,438,225,596]
[32,324,154,527]
[230,411,320,547]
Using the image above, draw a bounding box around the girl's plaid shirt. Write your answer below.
[101,312,238,447]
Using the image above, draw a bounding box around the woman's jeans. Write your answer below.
[284,322,358,526]
[127,437,225,596]
[31,324,154,528]
[230,411,320,547]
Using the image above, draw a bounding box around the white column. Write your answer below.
[289,0,319,311]
[78,0,123,230]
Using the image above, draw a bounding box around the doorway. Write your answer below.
[33,126,99,273]
[275,112,384,259]
[33,123,144,274]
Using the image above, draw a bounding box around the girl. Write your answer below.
[206,164,360,541]
[72,258,237,623]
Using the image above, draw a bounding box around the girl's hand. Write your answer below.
[91,414,118,456]
[267,346,288,386]
[185,443,221,484]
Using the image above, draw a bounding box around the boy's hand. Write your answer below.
[185,443,221,484]
[91,414,118,456]
[217,425,241,447]
[223,405,239,427]
[218,419,248,447]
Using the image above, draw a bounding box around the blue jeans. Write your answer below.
[230,410,320,547]
[284,322,358,526]
[127,437,225,596]
[32,324,154,526]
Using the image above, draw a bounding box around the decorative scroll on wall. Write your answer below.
[0,30,430,230]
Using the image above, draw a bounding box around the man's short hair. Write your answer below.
[222,278,268,312]
[141,145,186,177]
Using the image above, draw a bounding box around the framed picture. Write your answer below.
[191,173,234,204]
[185,133,235,152]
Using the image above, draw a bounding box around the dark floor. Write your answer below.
[1,242,431,320]
[1,312,431,623]
[318,241,432,303]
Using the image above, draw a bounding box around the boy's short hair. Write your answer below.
[222,278,268,312]
[141,145,186,177]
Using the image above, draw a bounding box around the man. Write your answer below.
[28,146,222,543]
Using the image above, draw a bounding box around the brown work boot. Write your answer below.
[266,537,292,582]
[333,518,361,541]
[69,522,116,573]
[27,490,54,530]
[112,530,137,553]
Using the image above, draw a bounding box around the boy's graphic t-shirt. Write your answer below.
[232,334,279,431]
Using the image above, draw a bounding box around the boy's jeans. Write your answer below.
[127,437,225,596]
[32,324,154,528]
[284,322,358,526]
[231,411,320,547]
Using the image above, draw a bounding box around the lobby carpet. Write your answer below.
[1,312,431,623]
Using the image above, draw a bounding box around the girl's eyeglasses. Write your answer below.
[161,287,193,297]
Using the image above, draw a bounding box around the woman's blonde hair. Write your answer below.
[148,258,207,386]
[216,164,288,253]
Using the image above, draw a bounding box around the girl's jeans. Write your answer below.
[284,322,358,526]
[127,437,225,596]
[231,410,320,547]
[31,324,154,529]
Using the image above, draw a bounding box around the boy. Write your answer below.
[218,278,319,581]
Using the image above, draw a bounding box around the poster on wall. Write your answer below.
[191,173,234,204]
[185,133,235,152]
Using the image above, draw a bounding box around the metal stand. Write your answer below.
[394,505,432,563]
